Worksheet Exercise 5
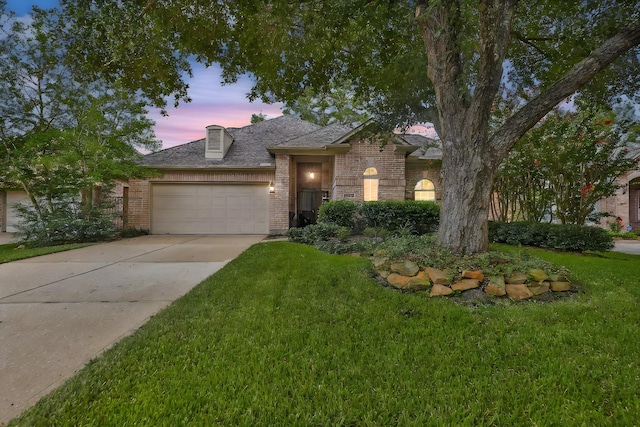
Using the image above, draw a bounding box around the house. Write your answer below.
[122,115,443,235]
[3,115,637,235]
[594,147,640,230]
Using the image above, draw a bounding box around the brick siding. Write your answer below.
[333,138,408,201]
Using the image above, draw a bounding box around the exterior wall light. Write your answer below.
[269,182,275,193]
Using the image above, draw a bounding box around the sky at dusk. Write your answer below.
[6,0,285,149]
[6,1,436,149]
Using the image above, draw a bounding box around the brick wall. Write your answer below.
[273,155,291,233]
[333,138,407,201]
[405,164,442,201]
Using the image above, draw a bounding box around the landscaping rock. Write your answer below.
[372,256,389,269]
[550,281,571,292]
[377,269,390,279]
[426,267,450,285]
[548,274,568,282]
[387,273,412,289]
[451,279,480,292]
[528,281,550,295]
[506,284,534,300]
[430,284,453,297]
[462,270,485,281]
[390,260,419,277]
[528,269,549,282]
[506,271,527,284]
[407,271,431,290]
[485,275,506,296]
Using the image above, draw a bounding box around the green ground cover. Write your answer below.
[0,243,91,264]
[10,241,640,426]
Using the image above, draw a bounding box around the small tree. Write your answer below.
[250,112,267,123]
[0,7,158,243]
[493,106,637,225]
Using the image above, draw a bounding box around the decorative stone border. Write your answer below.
[373,258,572,300]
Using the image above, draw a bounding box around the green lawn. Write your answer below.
[10,242,640,426]
[0,242,91,264]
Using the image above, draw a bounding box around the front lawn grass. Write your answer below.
[0,242,91,264]
[10,242,640,425]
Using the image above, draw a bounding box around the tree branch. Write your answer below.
[138,0,158,18]
[491,25,640,161]
[510,29,555,56]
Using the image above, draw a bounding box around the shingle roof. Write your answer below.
[273,122,354,148]
[139,115,442,169]
[400,134,443,159]
[139,115,322,168]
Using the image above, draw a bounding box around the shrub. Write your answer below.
[317,200,358,228]
[318,200,439,236]
[119,227,150,238]
[285,222,350,245]
[359,200,439,235]
[13,200,117,247]
[489,221,613,252]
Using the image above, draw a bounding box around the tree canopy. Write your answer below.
[492,104,637,225]
[0,4,158,226]
[57,0,640,254]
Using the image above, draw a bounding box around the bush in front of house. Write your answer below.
[359,200,439,235]
[317,200,440,236]
[317,200,359,229]
[14,201,117,248]
[285,222,351,246]
[489,221,613,252]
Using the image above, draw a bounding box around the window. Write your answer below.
[414,179,435,201]
[364,167,378,201]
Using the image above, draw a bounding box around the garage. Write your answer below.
[151,184,269,235]
[4,191,31,233]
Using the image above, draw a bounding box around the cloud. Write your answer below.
[149,64,283,148]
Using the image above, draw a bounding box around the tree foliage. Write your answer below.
[282,78,370,126]
[0,5,159,228]
[492,105,638,225]
[56,0,640,254]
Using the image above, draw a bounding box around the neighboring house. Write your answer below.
[594,147,640,230]
[125,115,443,235]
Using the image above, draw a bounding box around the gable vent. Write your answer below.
[206,125,234,159]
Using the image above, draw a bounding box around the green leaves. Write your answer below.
[0,6,159,234]
[494,105,637,225]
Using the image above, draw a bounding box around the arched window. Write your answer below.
[364,167,378,201]
[414,179,435,201]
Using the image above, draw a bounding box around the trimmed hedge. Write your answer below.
[317,200,359,229]
[317,200,440,235]
[489,221,614,252]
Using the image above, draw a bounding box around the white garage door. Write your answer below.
[151,184,269,234]
[5,191,31,233]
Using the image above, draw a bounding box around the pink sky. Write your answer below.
[7,1,285,150]
[147,64,284,149]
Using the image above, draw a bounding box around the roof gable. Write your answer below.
[140,115,322,168]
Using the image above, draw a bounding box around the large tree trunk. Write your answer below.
[417,0,516,254]
[438,135,496,254]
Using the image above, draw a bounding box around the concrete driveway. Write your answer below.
[0,234,264,424]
